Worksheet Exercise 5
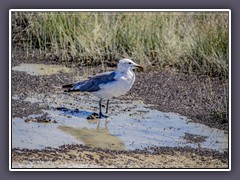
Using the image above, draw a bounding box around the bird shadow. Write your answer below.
[55,107,93,118]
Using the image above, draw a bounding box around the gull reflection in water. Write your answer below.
[58,119,125,150]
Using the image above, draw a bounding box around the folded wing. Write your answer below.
[62,71,116,92]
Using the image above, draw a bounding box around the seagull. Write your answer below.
[62,59,143,118]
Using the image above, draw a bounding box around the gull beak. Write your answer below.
[134,64,144,72]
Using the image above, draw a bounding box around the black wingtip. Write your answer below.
[62,84,74,89]
[64,89,80,93]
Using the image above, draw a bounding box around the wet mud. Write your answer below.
[12,145,228,169]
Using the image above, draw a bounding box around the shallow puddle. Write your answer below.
[12,63,71,76]
[12,93,228,152]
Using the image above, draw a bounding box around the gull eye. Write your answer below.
[128,62,131,64]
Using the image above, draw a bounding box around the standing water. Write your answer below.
[12,63,228,153]
[12,93,228,152]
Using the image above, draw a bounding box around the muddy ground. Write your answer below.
[12,145,228,169]
[11,49,229,169]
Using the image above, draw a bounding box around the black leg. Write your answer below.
[99,98,103,117]
[106,99,109,114]
[98,98,108,119]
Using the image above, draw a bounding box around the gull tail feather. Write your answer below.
[62,83,78,92]
[62,81,87,92]
[62,84,74,92]
[62,84,74,89]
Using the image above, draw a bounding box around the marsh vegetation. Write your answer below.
[12,11,229,78]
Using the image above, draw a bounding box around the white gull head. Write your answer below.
[117,59,143,73]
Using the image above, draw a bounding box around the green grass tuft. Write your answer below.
[11,11,229,78]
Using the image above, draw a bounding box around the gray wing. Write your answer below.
[67,71,116,92]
